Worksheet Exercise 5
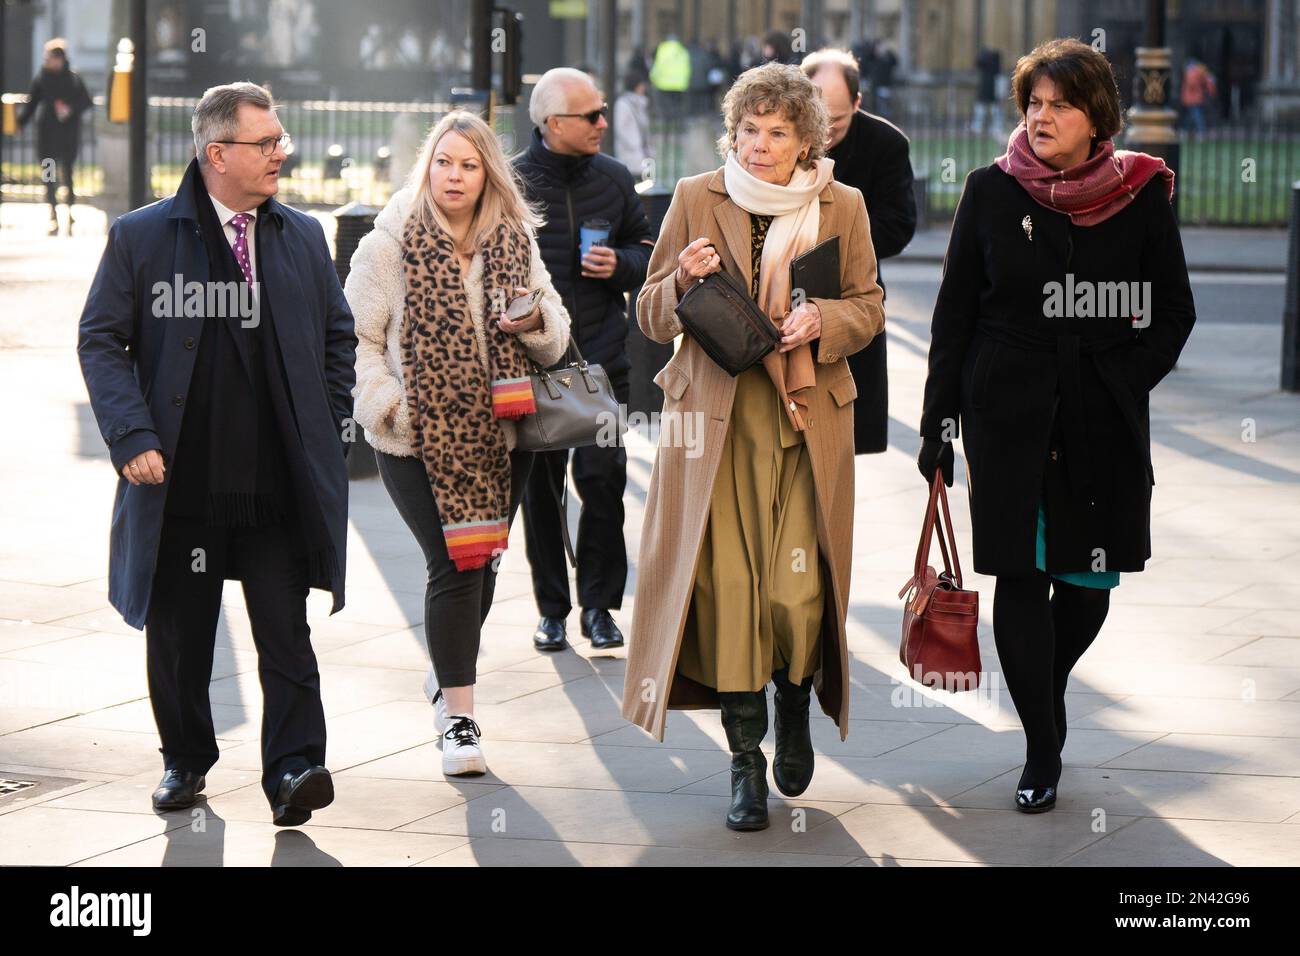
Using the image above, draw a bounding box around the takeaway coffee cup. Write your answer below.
[579,218,611,260]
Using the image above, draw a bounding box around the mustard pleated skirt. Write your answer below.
[677,365,824,692]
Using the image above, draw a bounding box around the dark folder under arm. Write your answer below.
[790,236,840,361]
[790,235,841,304]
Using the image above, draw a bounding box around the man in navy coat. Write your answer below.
[77,82,356,825]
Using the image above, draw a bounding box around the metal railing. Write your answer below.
[3,89,1297,226]
[2,93,514,209]
[1,92,101,201]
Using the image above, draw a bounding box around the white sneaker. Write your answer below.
[422,669,447,733]
[441,715,487,776]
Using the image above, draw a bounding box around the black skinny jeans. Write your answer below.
[376,448,532,687]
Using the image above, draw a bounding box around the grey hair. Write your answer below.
[528,67,597,131]
[193,81,274,165]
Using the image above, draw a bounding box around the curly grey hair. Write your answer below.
[716,62,830,169]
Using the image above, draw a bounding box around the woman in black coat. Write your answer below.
[17,39,92,234]
[918,39,1196,813]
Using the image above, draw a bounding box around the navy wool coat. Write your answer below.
[77,174,357,629]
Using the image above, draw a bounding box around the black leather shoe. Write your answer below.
[1015,786,1058,813]
[719,690,769,831]
[581,608,624,649]
[1015,754,1061,813]
[772,668,815,797]
[533,616,568,651]
[151,770,205,811]
[271,766,334,827]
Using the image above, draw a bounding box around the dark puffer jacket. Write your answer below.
[512,127,653,380]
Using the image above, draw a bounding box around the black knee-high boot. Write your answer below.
[993,571,1062,810]
[1050,579,1111,752]
[772,666,814,796]
[718,690,769,830]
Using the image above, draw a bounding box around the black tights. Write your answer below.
[992,570,1111,790]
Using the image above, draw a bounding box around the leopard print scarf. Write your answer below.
[400,214,535,571]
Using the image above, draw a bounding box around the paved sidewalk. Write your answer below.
[1,201,1299,866]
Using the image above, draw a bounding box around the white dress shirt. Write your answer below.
[208,194,258,283]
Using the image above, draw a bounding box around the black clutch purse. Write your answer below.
[673,269,779,376]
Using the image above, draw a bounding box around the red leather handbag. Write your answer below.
[897,469,982,692]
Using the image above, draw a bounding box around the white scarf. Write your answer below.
[723,149,834,320]
[722,150,835,432]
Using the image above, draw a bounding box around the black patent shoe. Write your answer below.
[271,766,334,827]
[1015,754,1061,813]
[719,690,770,831]
[533,616,568,651]
[151,770,205,811]
[772,668,814,797]
[1015,786,1058,813]
[581,608,624,649]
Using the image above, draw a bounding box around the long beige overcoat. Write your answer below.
[621,165,886,741]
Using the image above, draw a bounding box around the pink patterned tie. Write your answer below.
[230,212,254,284]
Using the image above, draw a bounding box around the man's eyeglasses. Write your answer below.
[551,105,609,125]
[214,133,292,157]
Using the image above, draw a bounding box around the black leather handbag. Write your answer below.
[673,269,780,376]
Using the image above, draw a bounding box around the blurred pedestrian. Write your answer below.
[870,42,898,116]
[613,69,654,179]
[972,47,1003,136]
[17,38,92,235]
[1180,54,1217,133]
[650,35,690,120]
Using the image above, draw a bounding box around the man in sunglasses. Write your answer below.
[78,82,356,826]
[513,67,654,654]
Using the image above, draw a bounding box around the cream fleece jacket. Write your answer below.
[344,186,572,457]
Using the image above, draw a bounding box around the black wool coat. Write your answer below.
[827,109,917,454]
[920,164,1196,576]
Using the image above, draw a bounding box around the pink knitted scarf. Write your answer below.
[995,122,1174,226]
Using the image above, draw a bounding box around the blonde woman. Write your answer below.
[345,111,570,776]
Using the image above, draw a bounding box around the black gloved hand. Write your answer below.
[917,436,954,487]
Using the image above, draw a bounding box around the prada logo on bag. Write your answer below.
[553,373,574,389]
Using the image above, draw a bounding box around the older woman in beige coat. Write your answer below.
[622,63,884,831]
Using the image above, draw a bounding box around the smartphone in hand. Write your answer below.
[505,288,543,321]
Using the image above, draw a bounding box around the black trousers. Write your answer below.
[376,448,531,688]
[44,152,76,210]
[521,438,629,618]
[145,515,325,803]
